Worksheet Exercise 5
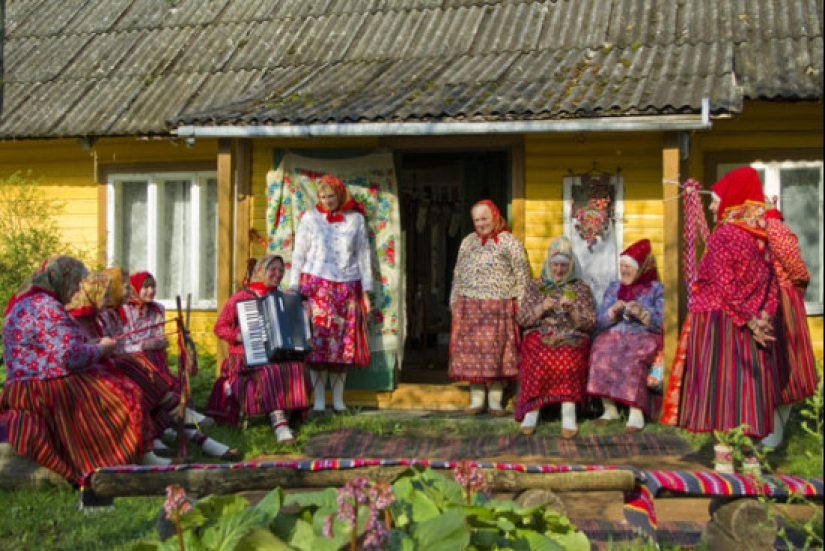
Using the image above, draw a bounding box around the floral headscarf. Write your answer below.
[617,238,660,302]
[5,255,88,314]
[315,174,366,223]
[472,199,509,245]
[540,236,579,291]
[711,167,768,240]
[65,272,111,318]
[247,254,284,296]
[103,267,127,308]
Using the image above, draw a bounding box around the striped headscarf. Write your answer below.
[540,235,579,291]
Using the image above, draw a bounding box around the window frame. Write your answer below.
[708,150,823,316]
[103,166,219,311]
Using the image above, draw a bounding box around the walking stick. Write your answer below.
[173,294,197,464]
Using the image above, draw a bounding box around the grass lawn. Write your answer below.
[0,353,822,550]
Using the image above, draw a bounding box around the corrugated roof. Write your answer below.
[1,0,822,139]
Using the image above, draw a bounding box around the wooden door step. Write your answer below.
[346,382,470,411]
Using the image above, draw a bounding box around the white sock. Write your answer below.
[153,438,171,451]
[561,402,577,431]
[627,407,645,429]
[197,436,230,458]
[469,383,486,410]
[164,428,177,440]
[310,369,328,411]
[142,451,172,466]
[185,408,208,423]
[600,398,620,420]
[331,372,347,411]
[521,409,539,429]
[487,382,504,411]
[760,407,786,448]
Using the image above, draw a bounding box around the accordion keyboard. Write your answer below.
[237,299,269,366]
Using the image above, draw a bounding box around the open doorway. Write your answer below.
[396,150,510,384]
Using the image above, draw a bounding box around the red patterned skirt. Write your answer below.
[0,369,144,484]
[300,274,370,367]
[514,331,590,421]
[774,285,818,405]
[205,352,311,426]
[107,353,176,443]
[586,329,660,415]
[676,310,778,438]
[448,296,520,383]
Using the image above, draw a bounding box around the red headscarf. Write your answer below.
[128,271,162,314]
[617,238,660,301]
[315,174,366,223]
[711,167,768,240]
[473,199,509,245]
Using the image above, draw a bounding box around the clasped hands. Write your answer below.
[747,311,775,347]
[537,295,572,317]
[609,300,651,325]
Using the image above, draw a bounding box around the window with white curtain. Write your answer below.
[106,171,218,309]
[717,161,823,315]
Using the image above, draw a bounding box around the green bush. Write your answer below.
[0,171,94,317]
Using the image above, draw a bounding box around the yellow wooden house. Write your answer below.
[1,1,821,409]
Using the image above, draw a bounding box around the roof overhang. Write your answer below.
[175,100,711,139]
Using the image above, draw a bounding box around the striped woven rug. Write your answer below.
[303,429,694,460]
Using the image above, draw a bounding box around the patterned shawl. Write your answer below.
[5,255,88,314]
[103,266,127,308]
[65,271,111,318]
[540,235,579,292]
[711,167,768,241]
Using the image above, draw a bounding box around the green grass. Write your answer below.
[1,353,822,550]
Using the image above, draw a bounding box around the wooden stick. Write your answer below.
[173,296,188,464]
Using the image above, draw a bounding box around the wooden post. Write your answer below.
[216,138,235,369]
[661,133,685,379]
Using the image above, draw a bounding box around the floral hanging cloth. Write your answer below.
[573,173,615,252]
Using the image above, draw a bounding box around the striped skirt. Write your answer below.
[514,331,590,421]
[107,353,176,443]
[676,310,778,438]
[774,286,818,405]
[300,274,370,367]
[448,296,520,382]
[205,352,310,425]
[0,369,143,484]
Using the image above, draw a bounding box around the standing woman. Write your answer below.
[676,167,779,470]
[515,236,595,436]
[0,256,149,484]
[587,239,663,432]
[758,204,817,448]
[449,200,531,416]
[208,254,310,443]
[289,174,372,414]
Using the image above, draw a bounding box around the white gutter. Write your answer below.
[177,99,711,139]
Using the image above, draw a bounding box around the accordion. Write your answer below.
[236,291,313,367]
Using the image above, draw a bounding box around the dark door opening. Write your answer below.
[396,150,510,384]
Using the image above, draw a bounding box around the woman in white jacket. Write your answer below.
[289,174,372,414]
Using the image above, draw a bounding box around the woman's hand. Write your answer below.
[747,315,775,347]
[143,337,168,351]
[363,294,371,313]
[608,300,626,320]
[99,337,117,358]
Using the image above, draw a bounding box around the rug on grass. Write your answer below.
[303,428,695,460]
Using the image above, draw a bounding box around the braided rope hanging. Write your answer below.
[682,178,710,299]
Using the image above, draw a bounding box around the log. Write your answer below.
[87,463,637,499]
[0,443,70,489]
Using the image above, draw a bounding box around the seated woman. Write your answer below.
[0,255,155,484]
[67,268,240,461]
[206,254,310,444]
[515,236,596,437]
[120,270,212,428]
[587,239,663,432]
